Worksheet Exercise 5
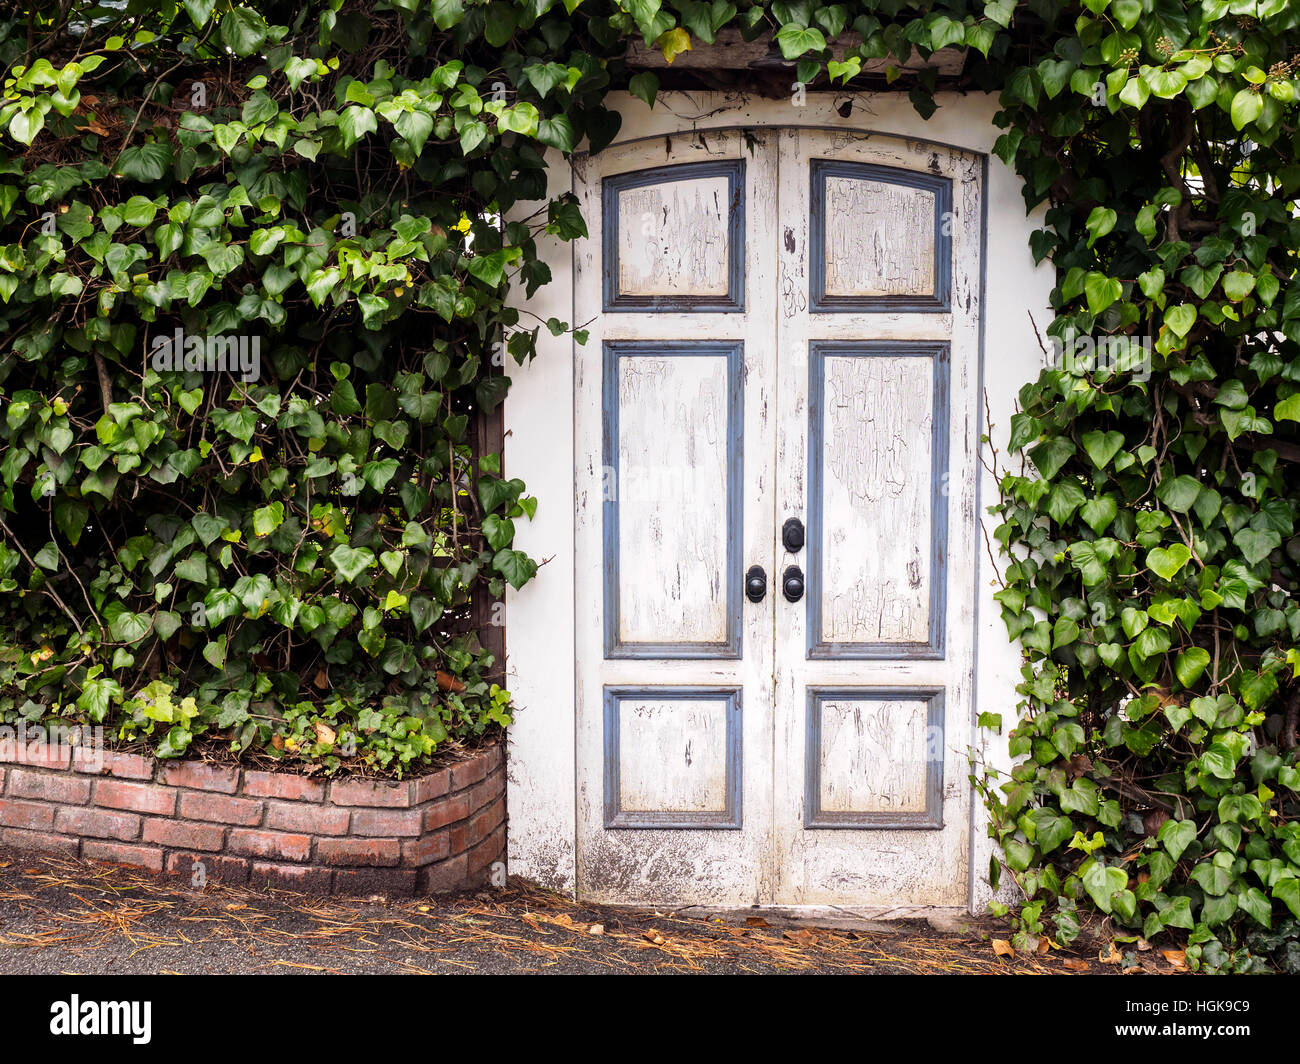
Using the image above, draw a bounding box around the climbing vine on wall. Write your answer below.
[978,0,1300,974]
[2,0,1300,965]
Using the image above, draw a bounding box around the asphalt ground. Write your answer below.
[0,849,1152,975]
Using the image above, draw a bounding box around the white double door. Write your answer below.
[573,127,983,909]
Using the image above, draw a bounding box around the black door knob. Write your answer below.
[782,517,805,553]
[745,565,767,603]
[782,565,804,602]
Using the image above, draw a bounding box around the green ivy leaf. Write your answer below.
[220,8,268,56]
[1146,543,1192,581]
[1174,647,1211,687]
[329,545,377,583]
[1081,862,1128,915]
[1159,819,1197,862]
[775,23,826,60]
[1274,878,1300,921]
[1230,88,1264,130]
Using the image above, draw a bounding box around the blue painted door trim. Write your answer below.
[806,340,950,661]
[808,159,952,313]
[602,340,745,659]
[603,686,744,829]
[602,160,746,313]
[804,686,945,830]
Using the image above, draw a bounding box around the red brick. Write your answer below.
[417,854,469,894]
[95,780,176,816]
[165,852,249,886]
[242,771,326,802]
[483,743,504,774]
[467,769,505,815]
[1,826,79,856]
[0,740,71,770]
[6,768,91,804]
[467,825,506,876]
[328,778,414,808]
[142,817,226,852]
[334,868,417,897]
[54,806,141,841]
[401,831,450,868]
[0,766,5,792]
[0,798,56,832]
[178,792,263,826]
[350,807,424,837]
[249,862,333,893]
[423,793,470,832]
[74,748,153,779]
[412,768,450,805]
[228,829,312,862]
[264,800,350,836]
[83,840,164,873]
[315,837,400,867]
[160,761,240,794]
[450,755,488,790]
[469,796,506,845]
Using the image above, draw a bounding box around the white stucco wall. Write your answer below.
[503,89,1052,910]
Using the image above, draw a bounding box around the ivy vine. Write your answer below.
[980,0,1300,973]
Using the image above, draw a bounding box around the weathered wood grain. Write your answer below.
[616,176,730,298]
[616,351,730,645]
[819,352,933,645]
[823,176,935,298]
[818,696,930,814]
[617,697,730,814]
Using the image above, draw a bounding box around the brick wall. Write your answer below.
[0,741,505,896]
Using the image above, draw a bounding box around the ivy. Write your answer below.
[978,0,1300,973]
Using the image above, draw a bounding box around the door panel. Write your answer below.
[604,687,742,829]
[806,341,948,658]
[809,160,952,311]
[603,340,742,657]
[574,126,982,909]
[604,161,745,310]
[805,687,944,829]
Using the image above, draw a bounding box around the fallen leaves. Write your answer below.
[435,670,465,693]
[0,852,1150,975]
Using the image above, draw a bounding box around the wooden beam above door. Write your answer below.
[625,32,967,77]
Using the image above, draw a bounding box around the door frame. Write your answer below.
[503,90,1054,914]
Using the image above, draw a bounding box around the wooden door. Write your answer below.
[573,129,779,906]
[573,127,982,910]
[770,130,982,908]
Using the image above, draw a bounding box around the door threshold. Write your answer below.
[600,902,974,934]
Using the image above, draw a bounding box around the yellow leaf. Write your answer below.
[992,938,1014,957]
[657,28,691,65]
